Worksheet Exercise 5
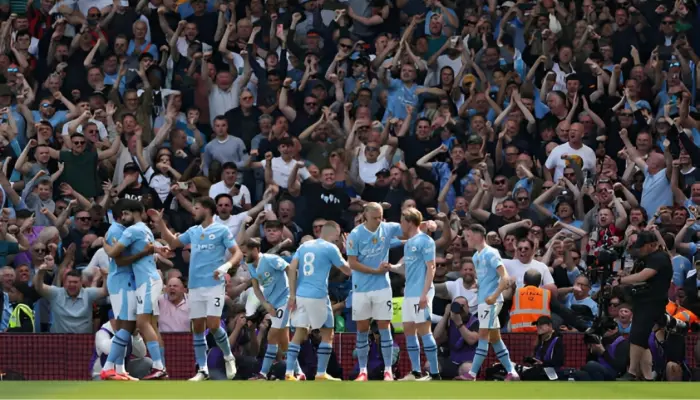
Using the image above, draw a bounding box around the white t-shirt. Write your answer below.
[357,144,390,185]
[61,118,108,140]
[445,278,478,314]
[503,258,555,289]
[214,212,249,239]
[263,157,310,188]
[544,142,596,181]
[209,181,251,208]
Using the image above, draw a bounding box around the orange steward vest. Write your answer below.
[509,286,551,332]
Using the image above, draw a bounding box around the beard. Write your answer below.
[194,214,205,224]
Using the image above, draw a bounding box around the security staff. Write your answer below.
[508,269,588,332]
[615,231,673,381]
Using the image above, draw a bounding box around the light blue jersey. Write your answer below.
[404,232,436,297]
[294,239,346,299]
[178,223,236,289]
[118,222,159,287]
[473,245,504,304]
[105,222,134,294]
[346,222,403,293]
[249,254,290,309]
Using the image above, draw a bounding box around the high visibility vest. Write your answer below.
[509,286,551,332]
[391,297,403,333]
[667,301,681,316]
[674,309,699,325]
[8,303,34,331]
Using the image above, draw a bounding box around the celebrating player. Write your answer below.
[396,207,440,380]
[100,200,157,381]
[346,202,403,381]
[463,224,518,381]
[151,197,242,381]
[243,238,301,380]
[285,221,351,381]
[102,200,167,380]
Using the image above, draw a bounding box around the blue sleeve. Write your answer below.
[249,265,258,280]
[346,231,359,257]
[272,256,289,271]
[328,244,346,268]
[384,222,403,239]
[178,228,193,246]
[292,249,300,262]
[421,236,436,262]
[117,227,137,247]
[388,78,402,91]
[221,227,236,249]
[689,242,698,256]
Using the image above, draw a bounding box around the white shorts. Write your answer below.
[477,302,502,330]
[270,306,290,329]
[136,278,162,316]
[189,283,226,319]
[291,297,333,330]
[351,287,393,321]
[402,288,435,324]
[110,289,136,321]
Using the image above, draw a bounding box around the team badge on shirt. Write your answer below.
[209,234,216,240]
[372,237,378,244]
[200,234,205,240]
[348,240,354,249]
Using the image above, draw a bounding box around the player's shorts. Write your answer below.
[402,288,435,324]
[135,277,163,316]
[270,305,290,329]
[189,282,226,319]
[110,288,136,321]
[477,302,502,330]
[291,297,333,330]
[351,287,393,321]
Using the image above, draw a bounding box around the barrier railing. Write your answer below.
[0,333,696,380]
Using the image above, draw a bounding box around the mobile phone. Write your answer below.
[264,204,273,212]
[178,182,188,190]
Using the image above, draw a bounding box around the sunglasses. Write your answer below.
[516,197,529,202]
[76,217,91,222]
[73,140,86,145]
[609,302,620,307]
[517,247,530,252]
[339,43,353,49]
[494,179,507,185]
[366,147,379,152]
[41,103,53,108]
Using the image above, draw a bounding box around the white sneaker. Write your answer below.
[416,374,432,381]
[225,356,237,380]
[188,370,209,381]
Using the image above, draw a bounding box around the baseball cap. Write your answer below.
[375,168,390,177]
[630,230,657,249]
[467,135,483,145]
[123,162,141,174]
[532,315,553,326]
[501,1,515,8]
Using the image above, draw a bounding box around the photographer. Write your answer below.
[648,321,691,381]
[575,318,629,381]
[615,231,672,381]
[520,316,565,381]
[433,296,479,380]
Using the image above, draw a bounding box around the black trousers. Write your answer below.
[574,361,617,381]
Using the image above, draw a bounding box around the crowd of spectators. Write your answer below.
[0,0,700,381]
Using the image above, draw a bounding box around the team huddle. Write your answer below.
[98,199,519,381]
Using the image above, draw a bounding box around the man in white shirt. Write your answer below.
[213,187,276,239]
[208,162,251,208]
[435,258,478,314]
[544,122,596,181]
[251,137,310,188]
[357,139,392,184]
[503,238,557,293]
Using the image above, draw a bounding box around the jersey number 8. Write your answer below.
[303,253,315,276]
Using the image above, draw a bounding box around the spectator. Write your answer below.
[157,276,190,333]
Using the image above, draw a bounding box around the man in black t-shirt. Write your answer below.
[117,162,162,210]
[616,231,672,381]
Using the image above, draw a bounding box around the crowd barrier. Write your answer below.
[0,333,697,380]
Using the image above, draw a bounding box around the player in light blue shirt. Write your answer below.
[464,224,517,380]
[103,200,166,380]
[243,238,298,380]
[153,196,242,381]
[101,200,156,381]
[286,221,350,381]
[345,202,403,381]
[395,207,440,380]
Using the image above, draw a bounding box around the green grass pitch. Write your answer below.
[2,381,700,399]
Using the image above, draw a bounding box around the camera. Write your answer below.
[583,317,617,345]
[657,313,700,335]
[451,302,463,313]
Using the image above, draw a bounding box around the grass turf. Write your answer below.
[2,381,700,399]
